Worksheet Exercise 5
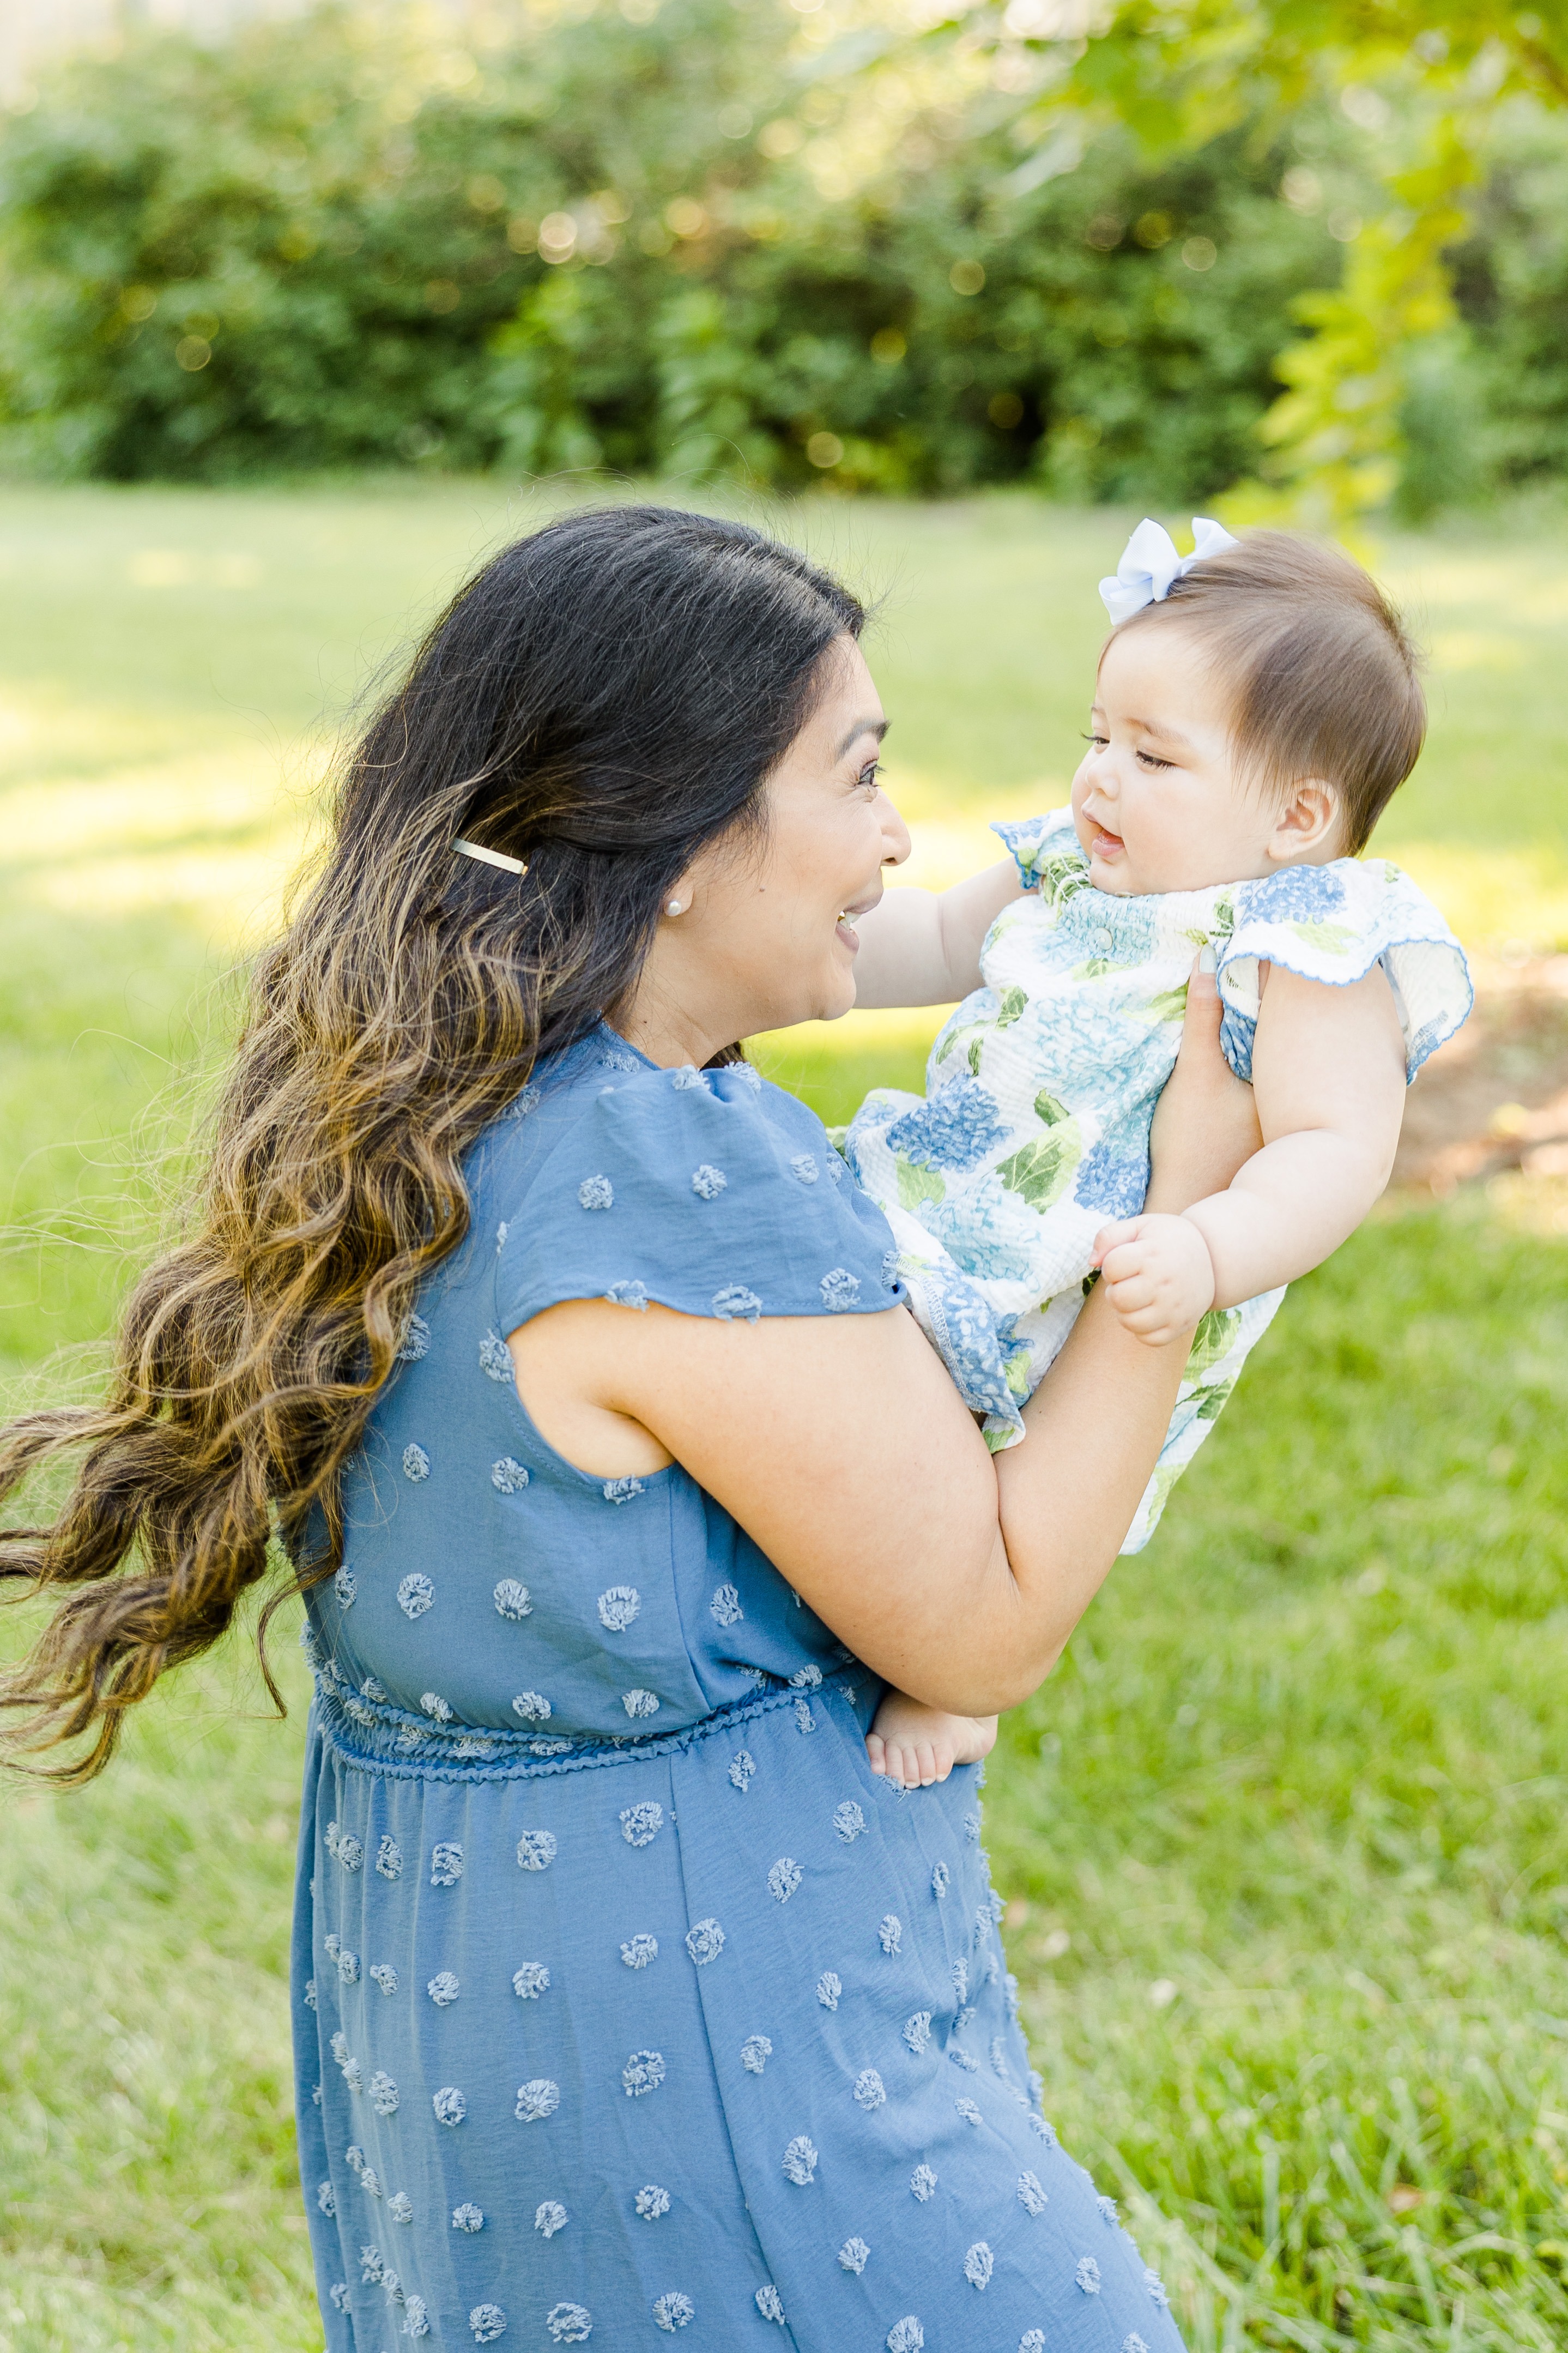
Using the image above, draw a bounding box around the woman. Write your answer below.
[2,508,1258,2350]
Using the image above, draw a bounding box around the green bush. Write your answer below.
[0,3,1355,496]
[1424,102,1568,507]
[15,4,1568,509]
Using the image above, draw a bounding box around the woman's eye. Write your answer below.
[857,761,881,792]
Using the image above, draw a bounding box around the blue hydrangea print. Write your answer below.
[885,1077,1009,1173]
[1074,1138,1150,1220]
[1238,865,1346,924]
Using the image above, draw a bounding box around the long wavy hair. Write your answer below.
[0,504,864,1780]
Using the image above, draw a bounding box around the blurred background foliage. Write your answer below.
[4,0,1568,515]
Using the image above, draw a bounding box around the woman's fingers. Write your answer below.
[1147,948,1262,1210]
[1176,943,1225,1070]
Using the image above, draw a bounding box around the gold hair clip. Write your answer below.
[452,838,526,876]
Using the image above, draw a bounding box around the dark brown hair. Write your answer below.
[0,504,864,1780]
[1113,530,1426,853]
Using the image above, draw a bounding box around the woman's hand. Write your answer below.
[1146,949,1262,1214]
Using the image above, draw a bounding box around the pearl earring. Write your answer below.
[665,897,685,916]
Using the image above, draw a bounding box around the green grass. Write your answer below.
[1,481,1566,2351]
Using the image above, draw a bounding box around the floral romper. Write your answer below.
[844,811,1472,1548]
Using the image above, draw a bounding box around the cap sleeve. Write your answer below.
[496,1061,905,1334]
[990,806,1083,896]
[1215,858,1472,1084]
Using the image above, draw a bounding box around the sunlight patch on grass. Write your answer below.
[9,747,319,927]
[1394,841,1568,957]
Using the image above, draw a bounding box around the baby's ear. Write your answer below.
[1266,777,1341,861]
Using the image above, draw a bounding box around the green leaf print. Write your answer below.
[1183,896,1235,954]
[1140,1458,1183,1525]
[1193,1375,1238,1422]
[1289,919,1359,954]
[895,1157,946,1212]
[1145,986,1189,1024]
[1186,1307,1242,1379]
[995,986,1028,1029]
[1036,849,1090,907]
[967,1037,983,1076]
[936,1020,981,1068]
[1034,1090,1071,1127]
[1071,958,1113,982]
[996,1125,1082,1213]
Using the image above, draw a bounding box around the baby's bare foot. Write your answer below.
[866,1690,997,1788]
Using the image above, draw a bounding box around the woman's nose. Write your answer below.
[878,792,912,868]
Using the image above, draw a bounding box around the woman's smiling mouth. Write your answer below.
[836,890,882,949]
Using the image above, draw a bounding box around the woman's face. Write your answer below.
[628,638,910,1059]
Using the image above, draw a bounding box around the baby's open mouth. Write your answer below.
[1090,826,1125,859]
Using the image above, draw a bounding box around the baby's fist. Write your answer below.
[1091,1212,1215,1347]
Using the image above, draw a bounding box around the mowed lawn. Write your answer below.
[1,481,1566,2352]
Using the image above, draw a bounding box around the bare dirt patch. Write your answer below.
[1393,955,1568,1194]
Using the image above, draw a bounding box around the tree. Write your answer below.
[985,0,1568,521]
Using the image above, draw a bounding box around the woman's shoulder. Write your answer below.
[504,1038,838,1179]
[493,1042,902,1330]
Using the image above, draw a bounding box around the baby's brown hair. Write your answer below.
[1113,532,1426,854]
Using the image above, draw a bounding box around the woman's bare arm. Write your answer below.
[509,961,1260,1714]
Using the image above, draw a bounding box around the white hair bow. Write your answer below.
[1098,516,1241,625]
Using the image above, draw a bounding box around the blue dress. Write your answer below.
[294,1024,1184,2353]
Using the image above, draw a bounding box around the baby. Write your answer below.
[855,520,1472,1789]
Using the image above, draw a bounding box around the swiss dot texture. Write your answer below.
[297,1029,1186,2351]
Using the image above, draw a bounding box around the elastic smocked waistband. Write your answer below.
[309,1656,864,1785]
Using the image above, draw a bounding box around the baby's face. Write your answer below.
[1071,624,1319,896]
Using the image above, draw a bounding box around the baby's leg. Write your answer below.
[867,1688,997,1787]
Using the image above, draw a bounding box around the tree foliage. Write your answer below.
[989,0,1568,520]
[2,1,1567,510]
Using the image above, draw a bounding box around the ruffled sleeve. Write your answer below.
[1215,857,1472,1084]
[495,1060,905,1334]
[990,806,1085,897]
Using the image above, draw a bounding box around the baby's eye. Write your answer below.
[1135,749,1173,771]
[1081,732,1109,751]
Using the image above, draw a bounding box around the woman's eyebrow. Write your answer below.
[836,717,889,758]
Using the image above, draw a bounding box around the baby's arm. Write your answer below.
[867,1687,998,1787]
[851,859,1024,1009]
[1093,963,1407,1344]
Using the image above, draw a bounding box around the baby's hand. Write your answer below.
[1091,1211,1216,1348]
[866,1689,997,1788]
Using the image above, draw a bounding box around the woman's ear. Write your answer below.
[1264,777,1341,864]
